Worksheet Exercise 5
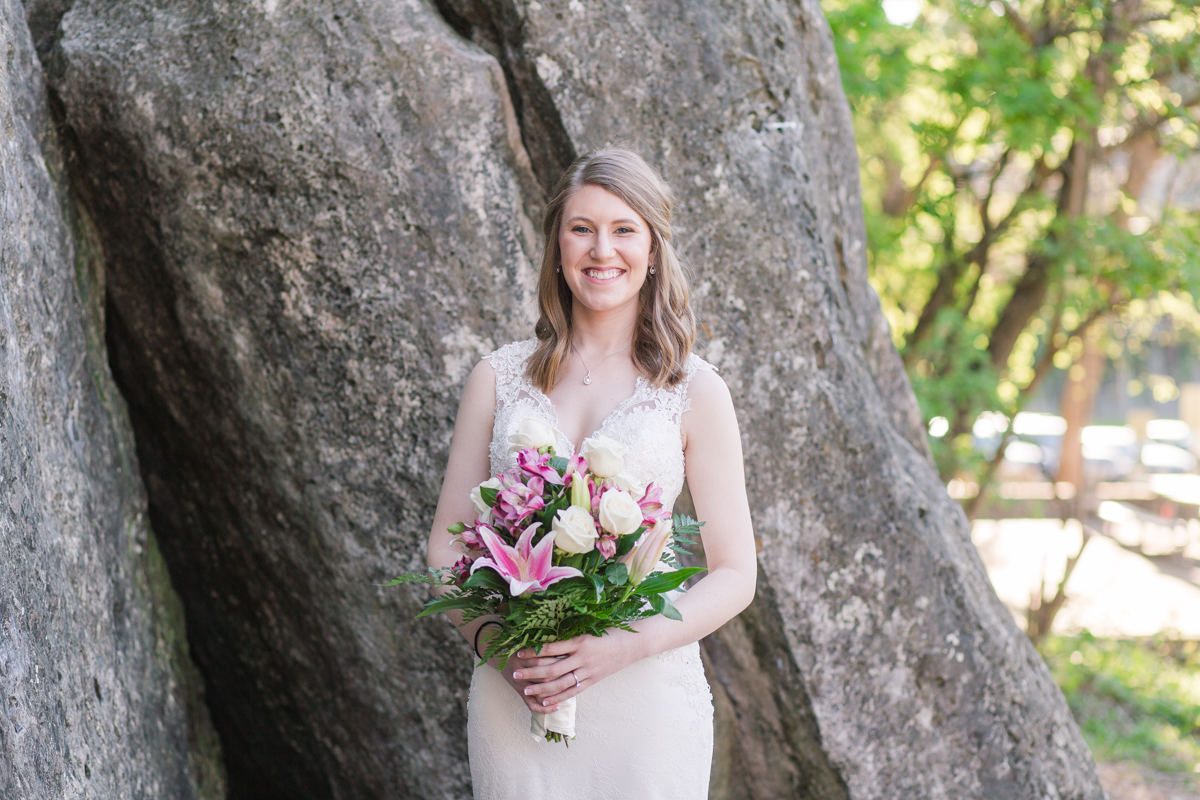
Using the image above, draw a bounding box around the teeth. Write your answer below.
[585,268,621,279]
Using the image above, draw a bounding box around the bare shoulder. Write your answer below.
[458,357,498,421]
[686,363,728,402]
[681,363,738,449]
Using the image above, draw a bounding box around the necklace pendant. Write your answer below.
[583,373,592,385]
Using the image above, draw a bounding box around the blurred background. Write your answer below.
[821,0,1200,795]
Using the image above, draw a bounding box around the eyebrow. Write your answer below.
[565,216,642,226]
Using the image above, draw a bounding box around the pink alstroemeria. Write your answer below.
[472,522,582,596]
[458,522,491,550]
[637,483,667,524]
[495,475,545,523]
[449,554,473,585]
[516,448,565,485]
[596,533,618,560]
[589,477,614,512]
[565,454,587,477]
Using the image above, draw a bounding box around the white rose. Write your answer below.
[508,417,563,452]
[552,505,599,554]
[580,435,625,478]
[598,489,642,537]
[610,472,646,500]
[469,477,503,517]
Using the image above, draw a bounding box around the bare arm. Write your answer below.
[515,367,758,708]
[425,357,566,714]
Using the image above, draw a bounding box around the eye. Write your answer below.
[572,225,592,234]
[616,226,635,234]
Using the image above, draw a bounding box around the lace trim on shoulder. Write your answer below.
[675,353,717,422]
[485,339,538,409]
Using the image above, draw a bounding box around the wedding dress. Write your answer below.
[467,338,715,799]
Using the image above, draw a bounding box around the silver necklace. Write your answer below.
[571,343,630,385]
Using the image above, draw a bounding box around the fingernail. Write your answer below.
[524,688,532,695]
[542,700,550,706]
[513,672,522,679]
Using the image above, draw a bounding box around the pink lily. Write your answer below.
[619,518,674,586]
[637,483,667,524]
[472,522,582,596]
[516,448,565,485]
[495,475,545,523]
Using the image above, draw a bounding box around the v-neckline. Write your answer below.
[531,375,648,457]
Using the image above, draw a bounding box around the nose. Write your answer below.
[591,230,615,260]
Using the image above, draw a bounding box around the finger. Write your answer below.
[540,678,584,707]
[527,639,578,658]
[513,657,575,683]
[525,697,561,714]
[530,673,582,703]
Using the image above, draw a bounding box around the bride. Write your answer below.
[426,145,757,798]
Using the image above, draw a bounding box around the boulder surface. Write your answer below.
[36,0,1106,797]
[0,1,224,796]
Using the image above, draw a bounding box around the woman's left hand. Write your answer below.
[510,628,645,708]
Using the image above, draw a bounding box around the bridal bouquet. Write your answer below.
[387,417,703,744]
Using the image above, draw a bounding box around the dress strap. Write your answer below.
[485,339,537,410]
[662,353,717,427]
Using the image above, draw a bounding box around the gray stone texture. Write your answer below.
[17,0,1107,797]
[0,0,225,796]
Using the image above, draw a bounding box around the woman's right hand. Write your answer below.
[494,653,565,715]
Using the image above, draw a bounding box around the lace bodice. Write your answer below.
[486,339,714,512]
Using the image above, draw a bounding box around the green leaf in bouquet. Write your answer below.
[633,567,705,596]
[461,568,508,592]
[480,486,499,508]
[376,568,444,587]
[670,513,704,538]
[548,455,569,475]
[583,572,606,602]
[648,593,683,621]
[416,593,483,618]
[582,549,604,573]
[539,493,570,532]
[605,562,629,586]
[446,521,468,534]
[615,528,645,558]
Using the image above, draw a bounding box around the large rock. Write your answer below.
[44,1,540,797]
[0,1,224,796]
[39,0,1104,798]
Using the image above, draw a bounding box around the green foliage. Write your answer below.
[401,512,707,672]
[824,0,1200,481]
[1041,633,1200,773]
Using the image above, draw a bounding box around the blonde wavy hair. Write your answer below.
[527,146,695,393]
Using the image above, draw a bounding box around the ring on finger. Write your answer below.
[572,670,580,688]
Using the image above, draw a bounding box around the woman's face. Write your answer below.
[558,184,653,316]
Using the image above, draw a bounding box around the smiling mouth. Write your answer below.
[583,267,623,280]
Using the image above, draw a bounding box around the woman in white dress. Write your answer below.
[426,146,758,799]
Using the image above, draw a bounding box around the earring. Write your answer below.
[556,265,561,273]
[649,265,656,275]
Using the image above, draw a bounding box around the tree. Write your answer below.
[825,0,1200,494]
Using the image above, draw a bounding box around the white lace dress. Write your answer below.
[467,339,715,800]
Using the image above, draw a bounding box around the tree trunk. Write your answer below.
[1057,323,1107,496]
[25,0,1105,797]
[0,1,225,796]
